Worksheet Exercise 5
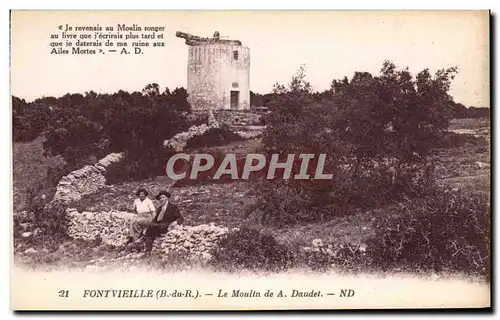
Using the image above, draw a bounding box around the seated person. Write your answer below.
[143,190,184,254]
[127,188,155,244]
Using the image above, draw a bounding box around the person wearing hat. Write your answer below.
[127,188,156,244]
[143,190,184,254]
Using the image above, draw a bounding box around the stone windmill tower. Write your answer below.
[176,30,250,111]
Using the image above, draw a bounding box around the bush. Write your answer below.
[185,125,245,149]
[249,156,435,226]
[15,164,69,212]
[249,181,330,227]
[105,158,143,185]
[34,202,70,239]
[12,97,52,142]
[210,226,295,272]
[40,164,69,200]
[14,202,70,251]
[105,157,158,185]
[366,188,490,279]
[105,146,176,185]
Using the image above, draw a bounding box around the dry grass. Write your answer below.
[12,135,65,211]
[437,174,490,197]
[433,144,490,197]
[449,118,490,131]
[259,211,379,248]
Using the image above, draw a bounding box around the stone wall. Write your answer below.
[163,110,220,152]
[66,208,233,259]
[50,153,124,205]
[212,110,263,126]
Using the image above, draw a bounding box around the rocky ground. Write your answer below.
[13,172,265,271]
[14,217,235,272]
[434,143,490,197]
[13,173,377,271]
[76,180,260,229]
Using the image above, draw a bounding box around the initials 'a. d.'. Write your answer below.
[120,48,142,54]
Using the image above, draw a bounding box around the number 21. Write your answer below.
[58,290,69,298]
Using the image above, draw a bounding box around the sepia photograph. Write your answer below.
[9,10,491,310]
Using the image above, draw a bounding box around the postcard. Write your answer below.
[10,10,491,310]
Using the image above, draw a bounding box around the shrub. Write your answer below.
[105,145,176,185]
[249,181,328,227]
[366,188,490,279]
[105,157,158,185]
[14,202,70,252]
[185,125,245,149]
[34,202,70,240]
[104,159,137,185]
[12,97,52,142]
[43,110,108,169]
[40,164,70,201]
[249,156,435,226]
[475,145,489,153]
[210,226,295,272]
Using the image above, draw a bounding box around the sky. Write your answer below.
[10,10,490,107]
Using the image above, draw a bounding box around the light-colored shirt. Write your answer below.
[133,198,155,215]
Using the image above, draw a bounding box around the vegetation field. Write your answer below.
[12,62,491,282]
[13,118,490,278]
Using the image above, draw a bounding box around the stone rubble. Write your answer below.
[13,210,35,223]
[21,232,32,238]
[474,127,490,142]
[207,109,220,128]
[236,131,261,139]
[153,224,233,261]
[475,161,490,169]
[213,110,263,127]
[301,239,367,257]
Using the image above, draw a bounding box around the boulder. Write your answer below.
[476,161,490,169]
[24,248,37,254]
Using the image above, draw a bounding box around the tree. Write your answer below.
[250,91,262,107]
[165,87,191,113]
[43,106,105,169]
[100,88,190,180]
[142,83,160,97]
[34,86,190,177]
[12,96,52,142]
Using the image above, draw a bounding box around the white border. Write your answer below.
[2,1,497,319]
